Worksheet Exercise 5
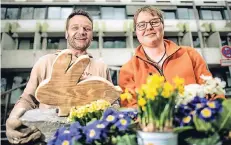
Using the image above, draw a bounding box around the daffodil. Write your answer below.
[137,88,144,97]
[173,76,185,86]
[173,76,185,94]
[142,84,157,100]
[120,89,133,102]
[147,74,164,89]
[138,97,147,111]
[162,82,174,98]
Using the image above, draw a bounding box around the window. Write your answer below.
[6,8,19,19]
[133,37,140,48]
[88,37,98,49]
[177,8,188,19]
[61,7,73,19]
[74,6,100,20]
[132,0,145,1]
[177,8,195,19]
[101,7,114,19]
[212,10,223,20]
[163,11,176,19]
[48,7,61,19]
[18,38,34,50]
[220,36,228,46]
[103,37,126,48]
[200,9,225,20]
[114,8,126,19]
[59,38,67,50]
[224,10,229,20]
[188,9,195,19]
[101,7,126,19]
[47,37,62,49]
[33,7,46,19]
[200,10,213,20]
[164,36,178,45]
[20,7,34,19]
[1,7,6,19]
[192,35,200,48]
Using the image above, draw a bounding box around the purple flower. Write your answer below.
[180,115,193,126]
[102,108,117,119]
[127,111,138,120]
[53,127,66,138]
[70,122,82,141]
[115,118,131,131]
[83,120,109,143]
[191,96,208,104]
[198,107,215,122]
[188,96,208,110]
[178,104,193,116]
[83,122,101,144]
[102,108,118,124]
[117,112,126,119]
[206,100,222,113]
[53,129,73,145]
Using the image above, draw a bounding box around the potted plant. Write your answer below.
[48,102,138,145]
[174,75,231,145]
[120,74,184,145]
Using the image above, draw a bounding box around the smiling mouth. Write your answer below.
[75,38,87,40]
[145,33,156,36]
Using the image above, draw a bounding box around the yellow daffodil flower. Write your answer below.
[147,74,164,89]
[120,89,133,102]
[162,82,174,98]
[138,97,147,111]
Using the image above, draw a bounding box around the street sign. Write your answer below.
[220,59,231,66]
[221,45,231,58]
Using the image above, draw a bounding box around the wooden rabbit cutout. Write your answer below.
[35,50,121,116]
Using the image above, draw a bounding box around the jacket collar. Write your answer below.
[135,39,181,61]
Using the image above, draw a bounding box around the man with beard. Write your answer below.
[6,10,112,144]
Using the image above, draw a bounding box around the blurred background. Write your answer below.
[1,0,231,143]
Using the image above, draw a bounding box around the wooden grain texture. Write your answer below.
[35,50,121,116]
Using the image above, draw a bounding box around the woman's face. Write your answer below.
[135,11,164,48]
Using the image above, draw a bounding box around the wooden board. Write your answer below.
[35,50,121,116]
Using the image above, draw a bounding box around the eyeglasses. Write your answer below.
[136,18,161,31]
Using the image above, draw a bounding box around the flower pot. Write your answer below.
[137,131,178,145]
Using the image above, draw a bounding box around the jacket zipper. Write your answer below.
[136,48,181,79]
[136,56,165,76]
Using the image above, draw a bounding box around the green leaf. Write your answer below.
[215,99,231,131]
[193,116,213,132]
[73,141,84,145]
[116,134,137,145]
[186,132,220,145]
[94,141,102,145]
[160,104,170,128]
[173,126,194,133]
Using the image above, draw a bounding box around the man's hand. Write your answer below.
[6,118,42,144]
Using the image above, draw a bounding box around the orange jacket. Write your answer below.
[119,40,212,107]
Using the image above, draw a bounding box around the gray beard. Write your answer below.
[67,37,88,51]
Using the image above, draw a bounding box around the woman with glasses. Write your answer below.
[119,6,212,107]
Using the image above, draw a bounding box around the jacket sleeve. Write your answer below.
[12,57,46,111]
[119,60,137,107]
[187,48,212,84]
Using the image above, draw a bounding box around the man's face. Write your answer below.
[135,11,164,47]
[66,15,93,51]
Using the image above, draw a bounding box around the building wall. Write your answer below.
[1,0,231,103]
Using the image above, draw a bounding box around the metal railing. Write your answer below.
[1,83,27,124]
